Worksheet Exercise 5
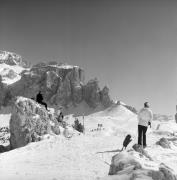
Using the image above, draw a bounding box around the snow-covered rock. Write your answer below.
[0,50,29,67]
[9,97,60,149]
[0,63,28,85]
[108,151,142,175]
[104,150,177,180]
[156,138,171,149]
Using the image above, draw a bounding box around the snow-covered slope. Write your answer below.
[0,105,177,180]
[84,104,138,136]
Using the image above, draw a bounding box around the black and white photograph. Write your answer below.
[0,0,177,179]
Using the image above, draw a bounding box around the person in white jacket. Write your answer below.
[138,102,153,148]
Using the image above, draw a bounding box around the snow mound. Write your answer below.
[0,63,27,85]
[80,104,138,137]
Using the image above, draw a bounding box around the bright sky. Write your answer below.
[1,0,177,114]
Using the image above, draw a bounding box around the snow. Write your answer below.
[0,51,14,61]
[0,63,26,85]
[49,64,79,69]
[0,114,11,128]
[0,106,177,180]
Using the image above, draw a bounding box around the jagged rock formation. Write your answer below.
[9,62,112,110]
[84,78,103,108]
[10,97,60,149]
[0,51,112,111]
[0,50,29,67]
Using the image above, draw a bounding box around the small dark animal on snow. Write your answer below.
[122,134,132,151]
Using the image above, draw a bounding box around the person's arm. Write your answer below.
[137,109,142,122]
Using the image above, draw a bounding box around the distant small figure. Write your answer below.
[36,91,48,110]
[57,111,64,123]
[97,123,103,131]
[121,134,132,151]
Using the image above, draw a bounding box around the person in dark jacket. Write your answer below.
[36,91,48,110]
[121,134,132,151]
[57,111,64,123]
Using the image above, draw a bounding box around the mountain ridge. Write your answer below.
[0,51,113,114]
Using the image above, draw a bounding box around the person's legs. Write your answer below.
[138,125,143,145]
[40,101,48,110]
[142,126,148,147]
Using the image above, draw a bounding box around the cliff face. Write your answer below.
[0,51,113,111]
[8,62,112,110]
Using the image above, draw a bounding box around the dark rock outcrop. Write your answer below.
[83,78,101,108]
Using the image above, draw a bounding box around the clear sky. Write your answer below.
[1,0,177,114]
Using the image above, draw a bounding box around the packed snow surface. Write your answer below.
[0,105,177,180]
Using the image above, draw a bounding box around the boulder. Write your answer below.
[63,126,74,138]
[156,138,171,149]
[104,151,177,180]
[132,144,153,161]
[10,97,60,149]
[108,152,142,175]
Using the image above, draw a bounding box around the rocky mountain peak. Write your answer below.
[0,50,29,68]
[0,51,113,114]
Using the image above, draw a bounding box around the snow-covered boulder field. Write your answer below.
[10,96,60,149]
